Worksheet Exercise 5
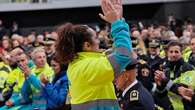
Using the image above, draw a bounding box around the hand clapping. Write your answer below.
[6,100,13,107]
[40,74,49,85]
[154,70,166,86]
[19,63,31,78]
[178,86,194,101]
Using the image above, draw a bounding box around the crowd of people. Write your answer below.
[0,0,195,110]
[10,0,48,3]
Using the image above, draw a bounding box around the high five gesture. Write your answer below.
[99,0,123,23]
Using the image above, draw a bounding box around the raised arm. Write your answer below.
[100,0,132,76]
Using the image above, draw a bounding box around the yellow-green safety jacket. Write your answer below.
[67,19,132,110]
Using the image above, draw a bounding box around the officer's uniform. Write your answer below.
[188,52,195,67]
[139,39,164,71]
[137,61,156,93]
[121,80,155,110]
[44,37,56,66]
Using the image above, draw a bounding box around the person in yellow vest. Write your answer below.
[154,41,195,110]
[0,53,34,110]
[183,36,195,67]
[55,0,132,109]
[0,47,25,107]
[0,61,11,92]
[19,47,54,110]
[0,58,11,106]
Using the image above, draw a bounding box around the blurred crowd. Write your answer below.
[10,0,48,3]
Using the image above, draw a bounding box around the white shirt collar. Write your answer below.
[122,80,138,97]
[150,55,156,59]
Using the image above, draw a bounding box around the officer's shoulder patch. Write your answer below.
[130,90,139,101]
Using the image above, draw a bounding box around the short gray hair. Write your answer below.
[31,47,45,60]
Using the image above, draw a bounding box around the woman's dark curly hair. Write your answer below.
[56,23,93,64]
[51,54,68,71]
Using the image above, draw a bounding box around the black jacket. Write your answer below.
[121,82,155,110]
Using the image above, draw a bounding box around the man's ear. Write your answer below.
[123,71,128,78]
[83,42,91,51]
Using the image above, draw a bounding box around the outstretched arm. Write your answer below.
[100,0,132,76]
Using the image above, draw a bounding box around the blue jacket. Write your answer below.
[43,71,69,109]
[21,71,68,110]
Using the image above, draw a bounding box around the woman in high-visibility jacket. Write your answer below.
[18,48,54,110]
[22,54,69,110]
[55,0,132,110]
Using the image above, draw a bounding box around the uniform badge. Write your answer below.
[159,64,164,71]
[139,59,146,64]
[130,90,139,101]
[184,76,192,83]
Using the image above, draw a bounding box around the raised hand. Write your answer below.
[99,0,122,23]
[154,70,166,86]
[6,100,13,107]
[19,63,31,78]
[111,0,123,18]
[40,74,49,85]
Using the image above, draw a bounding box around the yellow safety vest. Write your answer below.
[67,52,117,104]
[169,70,195,110]
[182,47,192,62]
[0,62,11,89]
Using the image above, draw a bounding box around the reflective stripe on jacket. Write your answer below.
[68,19,132,110]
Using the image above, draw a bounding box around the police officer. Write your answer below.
[115,54,155,110]
[139,39,164,75]
[43,36,56,66]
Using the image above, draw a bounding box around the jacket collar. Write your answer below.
[78,52,104,57]
[122,80,138,97]
[52,71,66,84]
